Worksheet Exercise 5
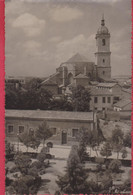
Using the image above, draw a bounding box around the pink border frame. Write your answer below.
[0,0,5,194]
[0,0,132,194]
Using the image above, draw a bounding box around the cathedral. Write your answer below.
[42,16,112,92]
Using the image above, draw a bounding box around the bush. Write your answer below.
[28,167,38,177]
[39,169,46,175]
[10,166,19,173]
[108,160,122,173]
[30,161,42,169]
[101,171,113,192]
[37,151,46,163]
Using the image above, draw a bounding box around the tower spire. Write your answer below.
[101,13,105,26]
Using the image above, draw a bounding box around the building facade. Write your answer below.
[89,87,113,111]
[5,110,97,146]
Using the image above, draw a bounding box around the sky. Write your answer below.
[5,0,131,77]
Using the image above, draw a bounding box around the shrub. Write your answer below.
[10,166,19,173]
[28,167,38,177]
[108,160,122,173]
[30,161,42,169]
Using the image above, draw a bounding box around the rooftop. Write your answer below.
[113,99,131,108]
[90,87,113,96]
[5,109,94,121]
[74,73,89,79]
[97,82,120,88]
[41,78,57,86]
[122,88,131,94]
[66,53,90,63]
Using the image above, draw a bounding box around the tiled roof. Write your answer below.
[5,110,94,121]
[122,88,131,94]
[89,81,99,85]
[97,82,120,88]
[90,87,113,96]
[113,99,131,108]
[74,73,89,79]
[66,53,90,63]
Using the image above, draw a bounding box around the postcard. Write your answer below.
[3,0,132,194]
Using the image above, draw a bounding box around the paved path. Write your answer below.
[38,159,66,194]
[10,142,131,160]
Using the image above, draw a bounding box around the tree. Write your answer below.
[24,78,43,91]
[101,171,113,193]
[100,141,112,159]
[108,159,122,173]
[51,97,73,111]
[37,149,47,163]
[111,126,124,159]
[19,131,40,152]
[76,127,92,162]
[5,140,14,156]
[123,132,131,148]
[121,148,127,159]
[71,85,91,112]
[11,179,29,195]
[14,153,31,175]
[5,89,19,109]
[10,174,41,195]
[56,145,91,194]
[24,86,53,110]
[36,121,53,146]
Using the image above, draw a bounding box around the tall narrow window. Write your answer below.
[94,97,98,103]
[103,71,105,75]
[103,59,105,63]
[19,126,24,134]
[102,97,106,103]
[102,39,106,46]
[7,125,14,134]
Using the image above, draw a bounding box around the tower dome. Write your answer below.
[97,15,109,34]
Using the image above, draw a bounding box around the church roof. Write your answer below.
[41,78,57,86]
[74,73,89,79]
[66,53,90,63]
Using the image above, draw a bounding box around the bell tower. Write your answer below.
[95,15,111,81]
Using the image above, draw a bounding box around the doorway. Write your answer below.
[62,131,67,144]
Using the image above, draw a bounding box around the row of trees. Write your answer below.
[75,123,130,162]
[6,78,91,112]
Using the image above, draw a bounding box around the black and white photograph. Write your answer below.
[5,0,131,194]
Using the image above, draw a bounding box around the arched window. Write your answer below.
[102,39,106,46]
[103,59,105,63]
[103,71,105,75]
